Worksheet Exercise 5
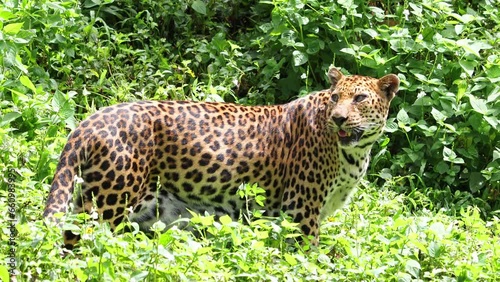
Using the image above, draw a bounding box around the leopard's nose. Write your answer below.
[332,116,347,126]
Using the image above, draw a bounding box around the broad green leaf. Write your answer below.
[443,147,464,164]
[493,149,500,162]
[431,108,446,123]
[396,109,411,124]
[456,39,486,58]
[443,147,457,161]
[428,241,442,258]
[468,95,488,115]
[486,64,500,79]
[151,220,166,232]
[0,265,10,282]
[469,172,486,193]
[487,86,499,103]
[484,116,498,129]
[191,0,207,15]
[305,38,324,54]
[429,222,447,238]
[385,119,398,132]
[412,96,433,106]
[0,10,15,21]
[459,60,476,77]
[453,79,468,102]
[4,51,28,73]
[435,161,449,174]
[19,75,36,94]
[283,253,297,266]
[379,168,392,180]
[292,50,308,66]
[9,88,30,104]
[297,16,309,26]
[219,214,232,225]
[398,272,412,282]
[340,48,356,56]
[405,259,421,278]
[1,112,21,127]
[363,28,378,38]
[3,22,23,35]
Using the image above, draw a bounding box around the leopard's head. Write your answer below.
[326,68,399,148]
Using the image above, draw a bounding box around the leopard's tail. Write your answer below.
[43,133,87,221]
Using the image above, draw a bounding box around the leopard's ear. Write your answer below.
[378,74,399,100]
[327,68,343,88]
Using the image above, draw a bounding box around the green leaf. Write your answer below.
[191,0,207,15]
[396,109,410,124]
[1,111,21,127]
[443,147,456,160]
[305,38,324,55]
[4,51,28,73]
[363,28,378,38]
[19,75,37,94]
[469,172,486,193]
[379,168,392,180]
[459,60,476,77]
[431,108,446,123]
[453,79,468,102]
[484,116,498,128]
[219,214,232,225]
[385,119,398,133]
[456,39,491,58]
[292,50,308,66]
[468,95,488,115]
[435,161,449,174]
[398,272,412,282]
[412,96,433,106]
[0,10,15,21]
[405,259,421,278]
[485,65,500,79]
[283,253,298,266]
[443,147,464,164]
[340,47,356,56]
[0,264,10,282]
[429,222,446,238]
[3,22,23,35]
[428,241,442,258]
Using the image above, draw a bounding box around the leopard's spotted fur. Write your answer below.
[44,68,399,248]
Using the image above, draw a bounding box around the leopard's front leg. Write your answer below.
[281,186,321,246]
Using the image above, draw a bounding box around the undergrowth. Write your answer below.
[0,0,499,281]
[2,182,499,281]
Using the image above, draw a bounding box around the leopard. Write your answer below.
[43,67,399,249]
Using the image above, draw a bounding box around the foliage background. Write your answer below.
[0,0,499,281]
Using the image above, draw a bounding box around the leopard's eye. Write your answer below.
[331,94,339,103]
[353,94,368,103]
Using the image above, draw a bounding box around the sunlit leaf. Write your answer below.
[283,253,297,266]
[292,50,308,66]
[0,112,21,127]
[459,60,476,77]
[468,95,488,115]
[396,108,410,124]
[405,259,421,278]
[191,0,207,15]
[431,108,446,123]
[3,22,23,35]
[19,75,37,94]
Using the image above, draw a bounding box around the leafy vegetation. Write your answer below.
[0,0,499,281]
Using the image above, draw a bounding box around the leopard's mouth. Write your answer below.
[337,129,363,145]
